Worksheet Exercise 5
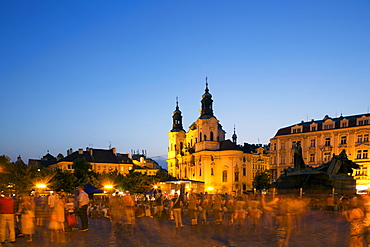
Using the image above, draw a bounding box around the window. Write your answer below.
[364,150,368,159]
[364,134,369,142]
[341,122,347,128]
[211,168,214,176]
[210,131,214,141]
[309,154,315,163]
[280,156,285,164]
[324,152,331,162]
[293,128,301,134]
[359,120,369,126]
[310,139,316,147]
[292,141,296,149]
[273,143,276,150]
[357,150,362,159]
[324,124,333,130]
[235,171,239,182]
[199,168,202,176]
[325,138,331,146]
[358,135,363,143]
[281,143,285,150]
[311,126,317,131]
[340,136,347,145]
[222,171,227,182]
[243,167,246,176]
[357,150,369,159]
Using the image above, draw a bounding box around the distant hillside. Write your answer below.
[150,155,168,170]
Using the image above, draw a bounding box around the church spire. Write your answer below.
[232,125,237,144]
[171,97,184,132]
[200,77,214,118]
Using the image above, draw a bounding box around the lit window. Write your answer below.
[280,156,285,164]
[309,154,315,163]
[235,171,239,182]
[310,139,316,147]
[364,134,369,142]
[222,171,227,182]
[358,135,363,143]
[281,143,285,150]
[324,152,331,162]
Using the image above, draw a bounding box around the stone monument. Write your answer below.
[274,142,360,195]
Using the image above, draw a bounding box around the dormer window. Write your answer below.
[341,118,348,128]
[323,118,335,130]
[310,122,318,131]
[357,116,370,126]
[323,124,334,130]
[291,125,302,134]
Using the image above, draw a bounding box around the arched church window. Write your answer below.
[235,171,239,182]
[210,131,214,141]
[222,170,227,182]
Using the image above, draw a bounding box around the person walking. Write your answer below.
[0,193,17,244]
[77,187,89,231]
[19,195,35,242]
[171,193,183,227]
[34,192,45,226]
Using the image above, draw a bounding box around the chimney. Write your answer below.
[78,148,83,154]
[112,147,117,155]
[67,148,73,156]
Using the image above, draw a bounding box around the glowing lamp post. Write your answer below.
[36,184,47,189]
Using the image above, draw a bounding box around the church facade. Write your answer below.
[167,83,269,194]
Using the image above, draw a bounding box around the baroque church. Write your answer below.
[167,82,269,194]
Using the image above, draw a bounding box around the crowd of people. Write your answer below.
[2,188,370,246]
[0,186,90,244]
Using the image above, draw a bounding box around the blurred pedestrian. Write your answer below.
[19,195,35,242]
[123,191,136,226]
[77,187,89,231]
[171,193,183,227]
[345,201,365,247]
[34,191,45,226]
[0,192,17,244]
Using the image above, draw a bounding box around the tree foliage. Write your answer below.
[253,169,273,191]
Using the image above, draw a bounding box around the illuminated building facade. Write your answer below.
[49,147,161,175]
[270,114,370,189]
[167,83,269,194]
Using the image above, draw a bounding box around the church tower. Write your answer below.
[190,81,225,152]
[167,98,186,178]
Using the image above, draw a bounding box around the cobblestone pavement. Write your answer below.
[1,210,349,247]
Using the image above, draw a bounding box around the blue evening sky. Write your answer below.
[1,1,370,168]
